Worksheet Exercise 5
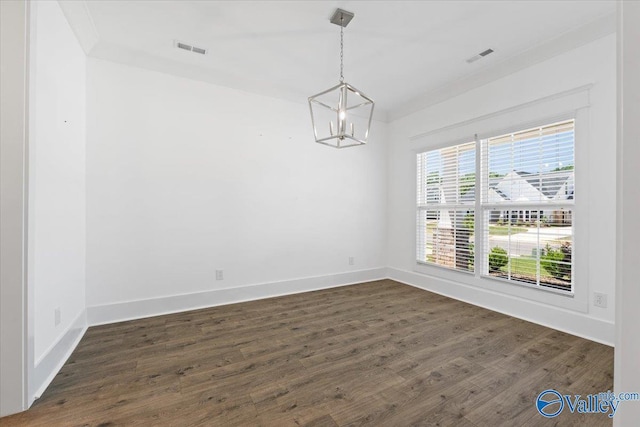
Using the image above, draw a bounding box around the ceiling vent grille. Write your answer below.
[466,48,494,63]
[174,40,207,55]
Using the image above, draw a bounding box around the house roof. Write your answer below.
[516,171,573,198]
[456,170,573,203]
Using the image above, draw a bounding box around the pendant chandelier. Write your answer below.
[308,9,375,149]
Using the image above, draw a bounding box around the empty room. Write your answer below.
[1,0,639,425]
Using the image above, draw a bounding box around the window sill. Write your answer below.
[479,274,574,298]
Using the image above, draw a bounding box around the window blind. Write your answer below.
[483,120,575,205]
[481,120,575,292]
[417,141,475,272]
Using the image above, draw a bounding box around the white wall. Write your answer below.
[29,0,87,394]
[0,0,29,417]
[615,1,640,424]
[85,58,387,319]
[387,34,617,344]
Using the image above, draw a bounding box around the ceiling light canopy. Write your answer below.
[308,9,375,149]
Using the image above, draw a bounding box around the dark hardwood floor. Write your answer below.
[1,280,613,426]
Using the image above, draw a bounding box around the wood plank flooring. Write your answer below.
[1,280,613,426]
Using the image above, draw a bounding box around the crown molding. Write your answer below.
[389,12,616,123]
[57,0,99,55]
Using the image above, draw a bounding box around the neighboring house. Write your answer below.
[493,170,573,224]
[432,169,574,225]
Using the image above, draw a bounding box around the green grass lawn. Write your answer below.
[500,256,551,277]
[488,225,529,236]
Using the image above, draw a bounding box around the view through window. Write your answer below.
[417,120,575,292]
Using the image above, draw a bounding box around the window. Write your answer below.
[417,119,575,293]
[417,141,476,273]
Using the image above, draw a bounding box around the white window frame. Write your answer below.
[411,85,590,313]
[476,119,575,294]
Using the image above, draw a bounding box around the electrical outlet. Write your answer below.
[215,270,224,280]
[348,257,355,266]
[54,308,61,326]
[594,292,608,308]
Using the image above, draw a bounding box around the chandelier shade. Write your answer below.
[308,8,374,149]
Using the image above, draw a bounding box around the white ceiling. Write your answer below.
[59,0,616,121]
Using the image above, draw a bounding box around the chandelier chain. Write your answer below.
[339,14,344,82]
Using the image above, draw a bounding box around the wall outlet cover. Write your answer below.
[593,292,608,308]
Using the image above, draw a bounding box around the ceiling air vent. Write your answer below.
[466,48,494,64]
[174,40,207,55]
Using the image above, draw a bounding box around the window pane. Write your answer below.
[483,120,575,205]
[417,209,474,273]
[483,208,572,292]
[417,141,476,206]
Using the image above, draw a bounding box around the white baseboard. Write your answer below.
[87,268,388,326]
[32,309,87,401]
[87,267,614,346]
[387,267,614,346]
